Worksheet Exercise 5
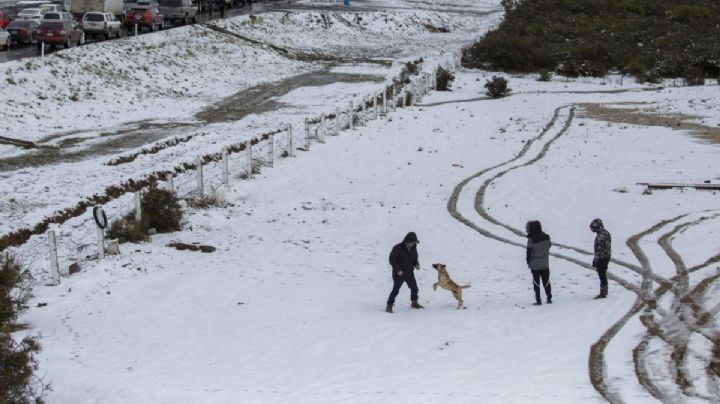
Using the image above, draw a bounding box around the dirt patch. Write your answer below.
[196,70,385,123]
[578,103,720,146]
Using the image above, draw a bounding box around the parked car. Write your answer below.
[82,11,122,39]
[0,10,10,29]
[41,11,75,22]
[158,0,197,25]
[0,27,10,50]
[37,19,84,48]
[16,8,45,21]
[6,19,40,44]
[125,6,163,31]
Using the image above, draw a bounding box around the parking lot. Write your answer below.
[0,0,294,62]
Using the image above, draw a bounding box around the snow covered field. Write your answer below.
[4,0,720,402]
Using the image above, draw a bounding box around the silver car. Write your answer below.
[82,12,122,39]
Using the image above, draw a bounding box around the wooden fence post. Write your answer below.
[287,124,293,157]
[319,115,326,143]
[304,118,310,150]
[349,100,354,129]
[97,227,105,259]
[335,107,341,135]
[48,230,59,285]
[222,148,229,186]
[246,141,253,175]
[134,192,142,222]
[382,90,387,116]
[391,86,396,110]
[373,94,378,120]
[361,102,366,126]
[196,157,204,195]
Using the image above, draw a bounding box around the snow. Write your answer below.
[4,0,720,402]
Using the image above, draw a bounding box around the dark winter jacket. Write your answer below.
[591,219,612,259]
[526,221,551,271]
[389,233,419,276]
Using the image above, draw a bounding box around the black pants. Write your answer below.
[531,269,552,302]
[596,258,610,288]
[387,273,418,305]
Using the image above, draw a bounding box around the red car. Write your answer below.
[0,10,10,29]
[125,6,164,32]
[37,20,84,49]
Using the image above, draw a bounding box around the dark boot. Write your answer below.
[546,297,552,304]
[534,289,542,306]
[594,286,608,299]
[411,300,424,309]
[385,304,393,313]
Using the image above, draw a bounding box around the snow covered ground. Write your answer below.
[4,0,720,402]
[14,68,720,403]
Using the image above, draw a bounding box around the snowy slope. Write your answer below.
[17,68,720,403]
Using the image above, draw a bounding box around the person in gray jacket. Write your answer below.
[526,220,552,305]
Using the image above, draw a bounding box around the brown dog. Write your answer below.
[432,263,471,309]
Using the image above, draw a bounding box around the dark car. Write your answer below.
[125,6,164,31]
[7,19,39,44]
[37,20,84,48]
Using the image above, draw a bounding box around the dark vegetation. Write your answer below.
[463,0,720,83]
[107,186,182,243]
[435,67,455,91]
[0,254,45,404]
[484,76,511,98]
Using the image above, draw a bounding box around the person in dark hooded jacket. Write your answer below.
[590,218,612,299]
[386,232,423,313]
[526,220,552,305]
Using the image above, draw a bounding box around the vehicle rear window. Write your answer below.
[160,0,182,7]
[40,21,63,29]
[8,20,31,28]
[19,9,40,14]
[44,12,59,18]
[85,13,104,21]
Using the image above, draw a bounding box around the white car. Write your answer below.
[82,12,123,39]
[39,3,62,13]
[16,8,45,21]
[0,28,10,50]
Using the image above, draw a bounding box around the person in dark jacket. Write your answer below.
[526,220,552,305]
[386,232,423,313]
[206,0,214,19]
[217,0,225,18]
[590,218,612,299]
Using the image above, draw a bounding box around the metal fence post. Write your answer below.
[382,90,387,115]
[167,173,174,193]
[373,94,378,120]
[268,134,274,166]
[319,115,325,143]
[48,230,60,285]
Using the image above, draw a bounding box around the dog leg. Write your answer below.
[433,282,439,291]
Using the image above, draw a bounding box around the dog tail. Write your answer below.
[460,285,471,289]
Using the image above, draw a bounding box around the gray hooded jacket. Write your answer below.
[526,221,551,271]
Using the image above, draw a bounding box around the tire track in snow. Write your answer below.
[446,104,643,403]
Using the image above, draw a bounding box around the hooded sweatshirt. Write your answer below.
[389,232,419,276]
[526,221,551,271]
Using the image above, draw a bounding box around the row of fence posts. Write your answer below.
[44,67,440,285]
